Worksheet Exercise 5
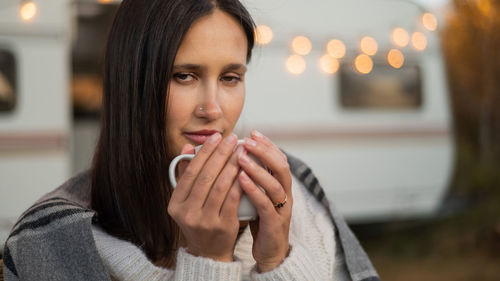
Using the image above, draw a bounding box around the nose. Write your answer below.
[195,81,222,121]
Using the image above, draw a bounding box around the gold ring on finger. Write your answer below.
[274,194,287,209]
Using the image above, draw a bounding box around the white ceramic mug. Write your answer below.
[169,140,259,221]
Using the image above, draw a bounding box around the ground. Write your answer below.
[352,193,500,281]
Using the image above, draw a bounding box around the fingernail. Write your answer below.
[252,130,264,139]
[245,137,257,147]
[209,133,221,144]
[239,171,250,182]
[235,145,245,155]
[239,152,249,164]
[224,133,237,144]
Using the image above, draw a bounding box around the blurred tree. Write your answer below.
[442,0,500,195]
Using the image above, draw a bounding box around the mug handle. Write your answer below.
[168,153,195,188]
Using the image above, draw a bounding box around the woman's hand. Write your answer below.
[168,133,243,262]
[237,130,293,272]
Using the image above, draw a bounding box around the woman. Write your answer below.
[2,1,379,280]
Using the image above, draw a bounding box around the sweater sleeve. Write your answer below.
[92,226,242,281]
[248,176,350,281]
[174,248,242,281]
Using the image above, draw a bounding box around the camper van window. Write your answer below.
[339,62,422,109]
[0,49,16,112]
[72,2,119,118]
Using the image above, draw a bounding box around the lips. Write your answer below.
[183,130,220,144]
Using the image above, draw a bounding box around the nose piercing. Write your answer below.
[198,106,204,111]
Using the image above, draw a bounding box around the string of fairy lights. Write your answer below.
[15,0,438,76]
[255,12,438,75]
[18,1,37,21]
[17,0,116,21]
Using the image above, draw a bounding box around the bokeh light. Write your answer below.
[422,13,438,31]
[392,27,410,47]
[354,54,373,74]
[291,36,312,56]
[360,36,378,56]
[286,55,306,75]
[327,39,346,59]
[411,32,427,51]
[255,25,273,45]
[20,1,37,21]
[98,0,114,3]
[319,54,339,74]
[387,49,405,69]
[478,0,492,15]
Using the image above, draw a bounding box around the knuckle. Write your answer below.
[271,182,283,196]
[281,152,288,162]
[259,201,273,213]
[167,204,177,217]
[182,211,199,228]
[280,161,290,172]
[213,182,227,194]
[200,220,214,232]
[216,144,232,158]
[197,172,215,185]
[183,165,197,179]
[228,188,240,201]
[200,143,213,154]
[259,142,269,154]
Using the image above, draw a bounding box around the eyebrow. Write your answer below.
[223,63,247,73]
[172,63,247,73]
[172,64,202,71]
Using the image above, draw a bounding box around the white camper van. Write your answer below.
[0,0,454,247]
[241,0,455,222]
[0,0,73,246]
[242,0,454,222]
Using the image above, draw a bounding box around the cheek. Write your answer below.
[224,88,245,123]
[166,86,192,126]
[166,88,192,157]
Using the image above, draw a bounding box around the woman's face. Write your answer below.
[166,9,248,157]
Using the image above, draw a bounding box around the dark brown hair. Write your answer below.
[91,0,255,265]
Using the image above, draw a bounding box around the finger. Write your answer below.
[219,180,243,220]
[204,145,244,215]
[186,133,238,208]
[242,137,292,197]
[238,150,287,208]
[251,130,287,161]
[181,143,196,154]
[174,133,222,202]
[178,144,196,176]
[238,171,276,218]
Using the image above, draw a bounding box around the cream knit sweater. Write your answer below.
[91,176,350,281]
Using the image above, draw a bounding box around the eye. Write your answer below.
[220,74,242,85]
[173,73,196,83]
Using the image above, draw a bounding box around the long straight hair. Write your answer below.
[91,0,255,265]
